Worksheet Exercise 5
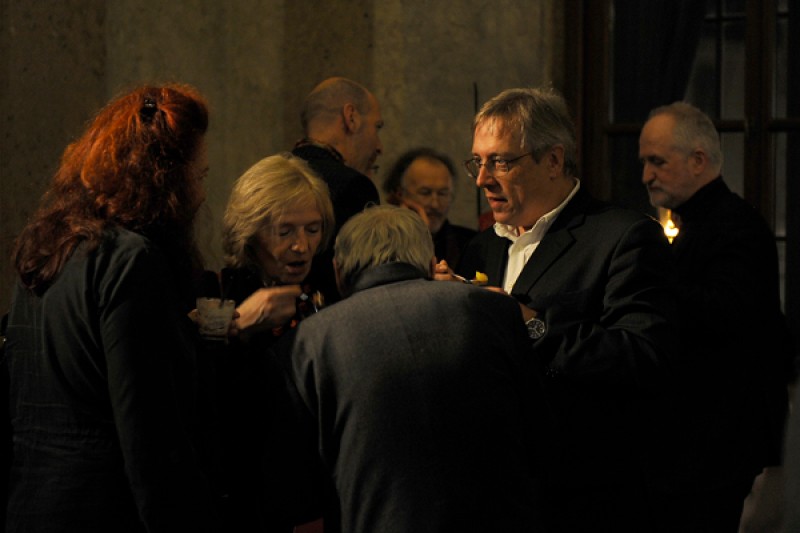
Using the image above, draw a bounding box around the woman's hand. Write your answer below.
[231,285,303,335]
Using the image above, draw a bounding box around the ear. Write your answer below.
[547,145,565,176]
[688,149,707,176]
[342,103,360,134]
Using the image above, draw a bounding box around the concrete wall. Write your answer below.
[0,0,563,312]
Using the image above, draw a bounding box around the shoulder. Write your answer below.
[708,192,772,233]
[89,229,173,294]
[299,155,379,199]
[468,226,502,245]
[568,195,663,239]
[582,195,653,224]
[445,222,478,239]
[92,228,162,266]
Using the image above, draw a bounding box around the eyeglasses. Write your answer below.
[463,152,535,179]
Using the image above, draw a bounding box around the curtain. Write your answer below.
[609,0,707,213]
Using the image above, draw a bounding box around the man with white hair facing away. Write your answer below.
[281,205,550,533]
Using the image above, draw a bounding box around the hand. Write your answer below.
[433,259,460,282]
[232,285,303,335]
[398,197,431,228]
[519,304,538,323]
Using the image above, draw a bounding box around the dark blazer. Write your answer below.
[281,262,549,533]
[458,186,679,531]
[4,228,218,533]
[661,178,794,487]
[292,144,380,305]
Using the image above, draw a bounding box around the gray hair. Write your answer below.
[300,77,372,134]
[647,101,723,172]
[473,86,578,178]
[334,205,434,295]
[222,153,335,269]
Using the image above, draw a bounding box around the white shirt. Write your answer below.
[495,180,580,293]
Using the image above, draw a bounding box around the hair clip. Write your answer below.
[140,97,158,120]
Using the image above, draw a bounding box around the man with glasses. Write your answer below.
[382,147,476,269]
[435,86,679,532]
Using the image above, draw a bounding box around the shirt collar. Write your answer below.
[293,138,345,162]
[494,179,581,241]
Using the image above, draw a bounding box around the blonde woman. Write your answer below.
[213,152,333,531]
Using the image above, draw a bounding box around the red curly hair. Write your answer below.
[13,84,209,293]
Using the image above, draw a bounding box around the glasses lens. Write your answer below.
[465,159,479,178]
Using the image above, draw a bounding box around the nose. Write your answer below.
[291,231,309,253]
[475,164,493,188]
[641,163,654,185]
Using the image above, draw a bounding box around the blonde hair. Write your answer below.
[222,153,334,269]
[334,205,434,295]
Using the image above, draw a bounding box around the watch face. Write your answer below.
[527,318,546,339]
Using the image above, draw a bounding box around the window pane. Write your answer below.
[774,0,790,118]
[778,240,787,311]
[609,134,652,215]
[775,132,787,235]
[724,0,746,16]
[720,132,745,196]
[721,20,745,119]
[685,23,719,115]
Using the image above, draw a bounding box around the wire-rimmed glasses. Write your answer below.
[463,151,535,179]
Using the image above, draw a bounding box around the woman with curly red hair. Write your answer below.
[4,84,219,532]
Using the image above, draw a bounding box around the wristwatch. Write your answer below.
[525,316,546,339]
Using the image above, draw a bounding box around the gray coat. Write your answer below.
[282,262,548,533]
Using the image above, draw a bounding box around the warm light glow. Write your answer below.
[658,208,679,244]
[663,219,679,243]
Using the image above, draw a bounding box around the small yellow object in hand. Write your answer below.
[474,271,488,285]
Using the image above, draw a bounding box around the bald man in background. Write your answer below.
[292,77,384,305]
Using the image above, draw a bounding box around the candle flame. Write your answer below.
[658,208,679,243]
[664,219,679,243]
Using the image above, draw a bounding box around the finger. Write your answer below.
[271,285,304,298]
[434,259,451,274]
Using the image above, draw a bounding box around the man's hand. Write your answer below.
[433,259,460,282]
[398,196,431,228]
[519,304,538,323]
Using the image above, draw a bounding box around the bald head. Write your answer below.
[299,77,384,178]
[301,77,372,133]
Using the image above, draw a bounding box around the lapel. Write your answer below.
[485,235,511,286]
[510,188,590,299]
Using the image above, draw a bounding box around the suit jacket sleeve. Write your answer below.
[460,213,679,389]
[536,216,679,388]
[99,243,218,531]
